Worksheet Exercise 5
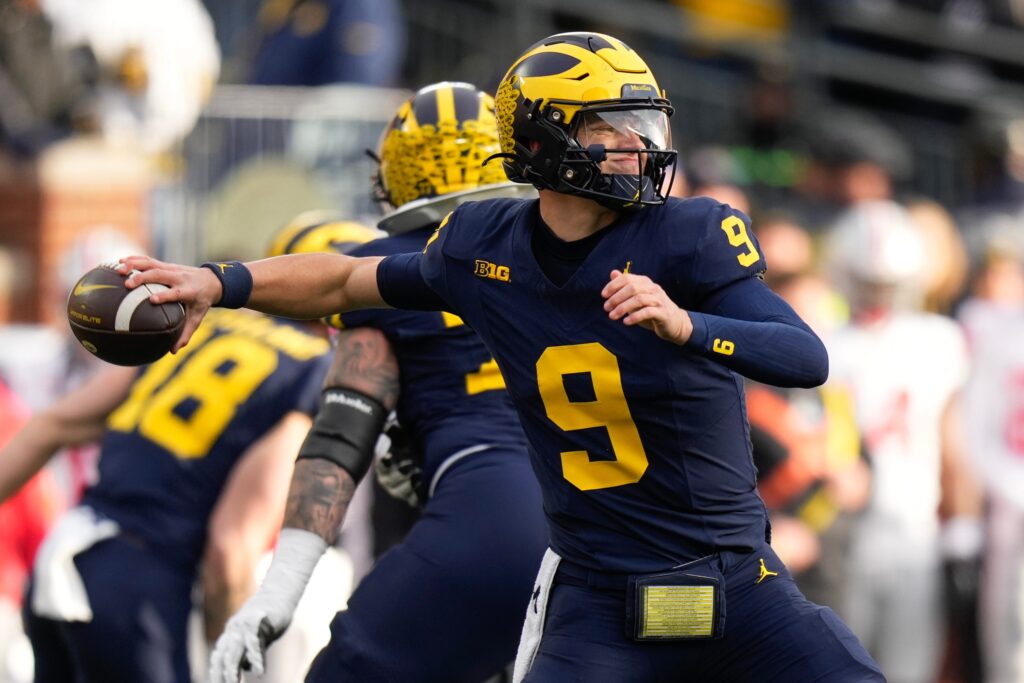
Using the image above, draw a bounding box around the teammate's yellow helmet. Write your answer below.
[267,211,380,257]
[373,82,507,209]
[494,32,676,210]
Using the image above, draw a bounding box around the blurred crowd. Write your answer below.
[2,1,1024,683]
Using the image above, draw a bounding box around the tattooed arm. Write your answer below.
[284,326,400,543]
[208,327,399,682]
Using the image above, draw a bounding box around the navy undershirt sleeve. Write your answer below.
[683,277,829,388]
[376,253,448,311]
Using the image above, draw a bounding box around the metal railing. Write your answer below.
[160,84,410,264]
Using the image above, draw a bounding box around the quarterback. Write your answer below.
[123,32,884,682]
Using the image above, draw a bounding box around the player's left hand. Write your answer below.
[602,270,693,344]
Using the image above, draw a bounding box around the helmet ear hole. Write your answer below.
[557,137,597,188]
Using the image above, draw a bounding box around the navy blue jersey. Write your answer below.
[409,197,770,574]
[335,228,526,488]
[83,309,331,570]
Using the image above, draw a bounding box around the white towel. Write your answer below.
[31,506,119,622]
[512,548,561,683]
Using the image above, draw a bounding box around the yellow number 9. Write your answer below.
[536,343,648,491]
[720,216,760,267]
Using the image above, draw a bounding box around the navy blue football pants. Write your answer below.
[524,541,886,683]
[24,535,194,683]
[306,446,548,682]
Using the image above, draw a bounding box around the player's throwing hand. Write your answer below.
[118,256,223,353]
[601,269,693,344]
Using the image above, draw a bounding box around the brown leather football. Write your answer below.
[66,264,185,366]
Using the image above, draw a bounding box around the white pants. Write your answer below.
[843,521,943,683]
[981,490,1024,683]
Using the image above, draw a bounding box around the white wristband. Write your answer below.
[260,528,329,611]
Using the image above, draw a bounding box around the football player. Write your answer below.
[0,307,335,682]
[124,33,884,681]
[961,242,1024,683]
[210,82,548,683]
[826,200,981,683]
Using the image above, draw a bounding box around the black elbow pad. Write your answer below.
[296,387,388,482]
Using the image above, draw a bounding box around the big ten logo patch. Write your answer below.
[474,259,511,282]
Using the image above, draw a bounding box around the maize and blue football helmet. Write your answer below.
[494,32,677,210]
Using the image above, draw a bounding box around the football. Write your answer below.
[66,264,185,366]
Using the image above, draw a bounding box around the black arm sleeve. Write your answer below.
[296,387,388,481]
[683,277,829,388]
[376,253,449,311]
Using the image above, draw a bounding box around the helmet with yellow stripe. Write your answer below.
[373,82,509,210]
[494,32,676,210]
[267,211,381,258]
[268,212,381,332]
